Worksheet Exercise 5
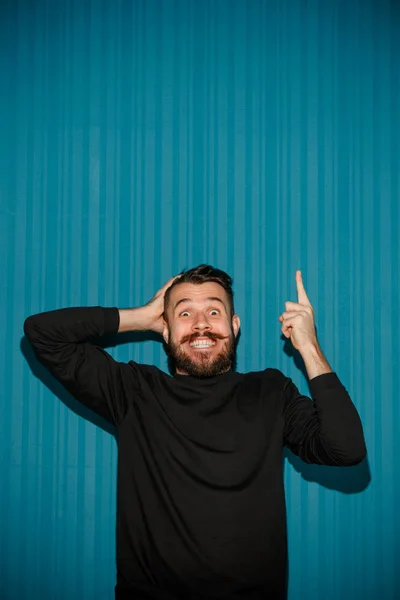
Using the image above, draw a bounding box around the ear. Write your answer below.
[162,319,169,344]
[232,314,241,337]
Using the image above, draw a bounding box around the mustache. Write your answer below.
[180,331,229,344]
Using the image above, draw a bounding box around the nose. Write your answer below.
[192,314,211,333]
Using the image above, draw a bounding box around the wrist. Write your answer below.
[118,307,152,333]
[297,340,322,358]
[298,342,332,380]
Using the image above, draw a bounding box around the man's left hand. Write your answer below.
[278,271,318,352]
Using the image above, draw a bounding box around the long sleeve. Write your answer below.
[283,372,367,465]
[24,306,134,426]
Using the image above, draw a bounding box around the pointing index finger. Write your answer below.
[296,270,311,306]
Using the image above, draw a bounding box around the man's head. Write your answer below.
[162,265,240,378]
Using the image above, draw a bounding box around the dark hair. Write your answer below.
[164,264,234,317]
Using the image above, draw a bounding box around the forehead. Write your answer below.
[169,282,229,308]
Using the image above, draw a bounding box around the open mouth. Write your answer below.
[188,339,216,349]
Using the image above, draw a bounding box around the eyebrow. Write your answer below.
[173,297,226,312]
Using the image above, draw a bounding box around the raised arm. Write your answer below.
[24,277,177,426]
[283,373,367,465]
[24,306,133,425]
[279,271,366,465]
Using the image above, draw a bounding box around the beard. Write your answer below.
[165,330,237,378]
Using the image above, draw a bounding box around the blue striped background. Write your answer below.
[0,0,399,598]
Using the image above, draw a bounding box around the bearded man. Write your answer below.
[24,264,366,600]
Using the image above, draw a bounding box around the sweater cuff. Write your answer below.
[309,372,343,395]
[102,307,120,335]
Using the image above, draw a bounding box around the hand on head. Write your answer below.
[143,275,180,334]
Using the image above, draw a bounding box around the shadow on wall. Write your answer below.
[282,336,371,494]
[21,331,371,495]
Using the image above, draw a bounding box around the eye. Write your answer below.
[209,309,220,316]
[180,310,190,317]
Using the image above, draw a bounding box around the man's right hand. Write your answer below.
[142,276,178,333]
[118,276,178,334]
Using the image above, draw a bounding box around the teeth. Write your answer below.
[190,340,215,348]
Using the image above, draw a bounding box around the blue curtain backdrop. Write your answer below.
[0,0,398,598]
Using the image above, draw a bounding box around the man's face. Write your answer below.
[162,282,240,378]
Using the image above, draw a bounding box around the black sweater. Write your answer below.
[24,307,366,600]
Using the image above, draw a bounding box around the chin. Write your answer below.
[166,334,236,378]
[176,350,233,378]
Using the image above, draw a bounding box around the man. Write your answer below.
[24,264,366,600]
